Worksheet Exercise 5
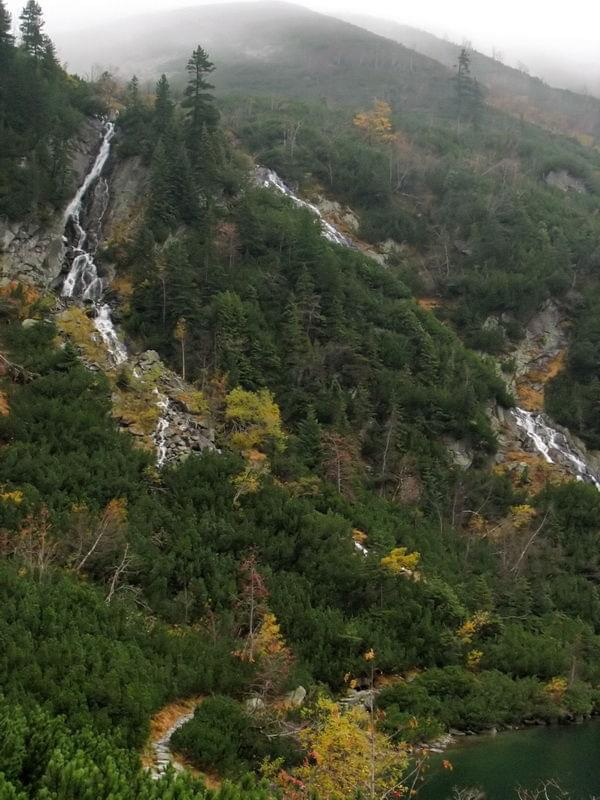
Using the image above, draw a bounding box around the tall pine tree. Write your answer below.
[182,45,219,169]
[0,0,14,51]
[19,0,45,58]
[153,74,173,137]
[455,47,483,130]
[0,0,13,134]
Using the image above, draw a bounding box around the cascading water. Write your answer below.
[153,389,170,468]
[62,121,127,365]
[256,167,355,248]
[512,407,600,489]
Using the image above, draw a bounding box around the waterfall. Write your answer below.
[257,169,600,490]
[257,167,355,248]
[512,407,600,489]
[153,389,170,468]
[62,121,126,366]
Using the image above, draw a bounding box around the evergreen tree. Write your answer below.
[162,124,199,224]
[19,0,44,58]
[0,0,14,51]
[182,45,219,167]
[282,293,310,386]
[128,74,140,106]
[148,139,177,236]
[455,47,484,129]
[154,74,173,136]
[214,291,253,385]
[0,0,13,136]
[298,404,323,468]
[295,266,323,340]
[41,35,57,73]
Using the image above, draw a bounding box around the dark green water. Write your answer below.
[422,722,600,799]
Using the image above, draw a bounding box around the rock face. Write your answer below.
[443,437,474,469]
[102,153,149,243]
[509,300,569,409]
[489,300,600,488]
[0,119,104,287]
[314,195,360,233]
[545,169,587,194]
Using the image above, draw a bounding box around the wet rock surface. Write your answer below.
[0,119,104,287]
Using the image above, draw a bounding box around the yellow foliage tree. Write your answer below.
[232,464,263,505]
[0,490,23,505]
[296,697,408,800]
[466,649,483,670]
[353,100,396,144]
[544,676,568,702]
[457,610,491,643]
[225,387,286,454]
[380,546,420,575]
[510,504,536,529]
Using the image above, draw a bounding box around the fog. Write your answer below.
[6,0,600,87]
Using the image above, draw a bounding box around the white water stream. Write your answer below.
[257,167,355,248]
[62,121,171,465]
[62,122,127,365]
[153,389,170,468]
[258,167,600,490]
[512,407,600,489]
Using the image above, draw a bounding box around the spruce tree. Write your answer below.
[0,0,14,51]
[41,35,57,73]
[147,139,177,237]
[455,47,483,130]
[19,0,44,58]
[298,404,323,467]
[153,74,173,137]
[127,74,140,107]
[182,45,219,167]
[0,0,13,135]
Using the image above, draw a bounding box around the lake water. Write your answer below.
[421,721,600,799]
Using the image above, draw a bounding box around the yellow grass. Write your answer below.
[57,307,114,372]
[516,349,566,411]
[417,297,442,311]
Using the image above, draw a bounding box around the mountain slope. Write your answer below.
[5,4,600,796]
[340,13,600,143]
[56,1,454,110]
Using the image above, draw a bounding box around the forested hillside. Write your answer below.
[3,1,600,798]
[342,13,600,143]
[0,0,102,219]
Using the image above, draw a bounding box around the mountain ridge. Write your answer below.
[339,12,600,142]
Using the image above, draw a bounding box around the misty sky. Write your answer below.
[6,0,600,72]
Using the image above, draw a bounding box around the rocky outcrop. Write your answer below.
[506,300,569,410]
[0,119,104,287]
[285,686,307,707]
[545,169,587,194]
[443,436,474,469]
[126,350,216,465]
[314,196,360,233]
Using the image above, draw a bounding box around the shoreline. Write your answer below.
[419,711,598,755]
